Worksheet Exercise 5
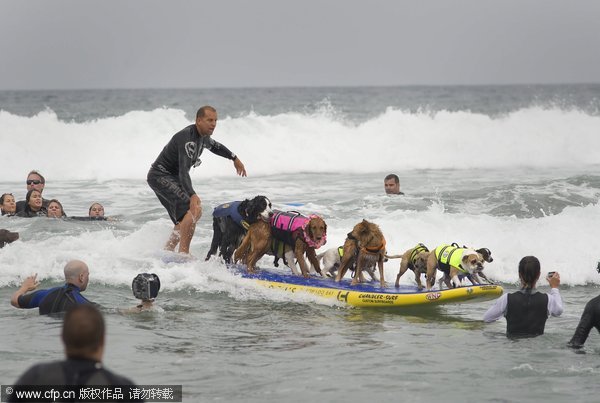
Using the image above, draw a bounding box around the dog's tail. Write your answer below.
[384,254,403,260]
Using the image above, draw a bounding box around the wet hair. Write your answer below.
[196,105,216,119]
[62,304,105,359]
[27,170,45,184]
[518,255,541,289]
[384,174,399,184]
[88,202,104,215]
[132,273,161,301]
[25,188,42,203]
[0,193,13,204]
[48,199,66,216]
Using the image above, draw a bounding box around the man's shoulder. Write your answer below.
[15,200,25,212]
[101,367,138,386]
[172,124,196,139]
[14,361,64,385]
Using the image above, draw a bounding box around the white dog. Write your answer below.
[312,246,387,282]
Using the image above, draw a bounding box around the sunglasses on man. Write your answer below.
[26,180,43,185]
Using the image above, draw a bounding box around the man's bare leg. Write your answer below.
[178,211,199,254]
[165,224,181,251]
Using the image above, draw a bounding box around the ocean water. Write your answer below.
[1,85,600,402]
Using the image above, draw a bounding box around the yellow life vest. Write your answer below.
[434,244,469,274]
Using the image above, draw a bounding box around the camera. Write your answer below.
[547,271,556,278]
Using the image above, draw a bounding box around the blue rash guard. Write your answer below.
[17,284,92,315]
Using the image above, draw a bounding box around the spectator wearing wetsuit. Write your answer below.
[10,260,93,315]
[15,170,50,213]
[16,189,47,217]
[384,173,405,195]
[483,256,563,338]
[568,264,600,348]
[1,193,17,216]
[147,105,247,254]
[46,199,67,218]
[9,305,139,400]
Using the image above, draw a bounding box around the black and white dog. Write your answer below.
[205,196,272,263]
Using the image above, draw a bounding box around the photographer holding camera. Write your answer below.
[484,255,563,338]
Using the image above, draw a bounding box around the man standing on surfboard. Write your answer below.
[147,105,246,255]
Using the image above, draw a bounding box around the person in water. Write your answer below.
[0,193,17,216]
[567,263,600,349]
[47,199,67,218]
[9,304,139,395]
[384,174,404,195]
[70,202,109,221]
[11,260,94,315]
[129,273,161,312]
[16,189,47,217]
[483,255,563,338]
[147,105,247,255]
[16,170,50,213]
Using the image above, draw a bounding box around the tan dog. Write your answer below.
[394,243,430,289]
[425,244,484,290]
[234,210,327,277]
[233,220,271,273]
[334,220,387,287]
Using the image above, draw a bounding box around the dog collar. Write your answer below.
[360,238,386,255]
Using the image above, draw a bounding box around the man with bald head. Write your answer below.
[11,259,93,315]
[10,305,139,392]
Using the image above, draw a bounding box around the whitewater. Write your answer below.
[2,85,600,402]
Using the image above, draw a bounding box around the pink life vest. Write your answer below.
[270,210,327,249]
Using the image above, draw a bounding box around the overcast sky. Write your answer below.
[1,0,599,90]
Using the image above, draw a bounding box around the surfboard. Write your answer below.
[228,264,504,308]
[156,251,197,264]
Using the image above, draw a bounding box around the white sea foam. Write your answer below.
[1,106,599,181]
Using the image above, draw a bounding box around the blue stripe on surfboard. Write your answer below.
[228,264,431,295]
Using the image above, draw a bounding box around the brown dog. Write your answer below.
[334,220,387,287]
[425,244,484,290]
[233,220,271,273]
[234,211,327,277]
[0,229,19,248]
[394,243,430,289]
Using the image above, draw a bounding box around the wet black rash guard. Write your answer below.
[149,124,236,197]
[568,294,600,348]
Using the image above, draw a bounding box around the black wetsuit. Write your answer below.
[16,198,50,213]
[147,124,236,224]
[15,205,47,217]
[9,358,141,403]
[70,216,108,221]
[568,294,600,348]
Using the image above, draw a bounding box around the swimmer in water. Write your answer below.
[129,273,161,312]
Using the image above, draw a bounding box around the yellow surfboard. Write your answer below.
[232,265,503,308]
